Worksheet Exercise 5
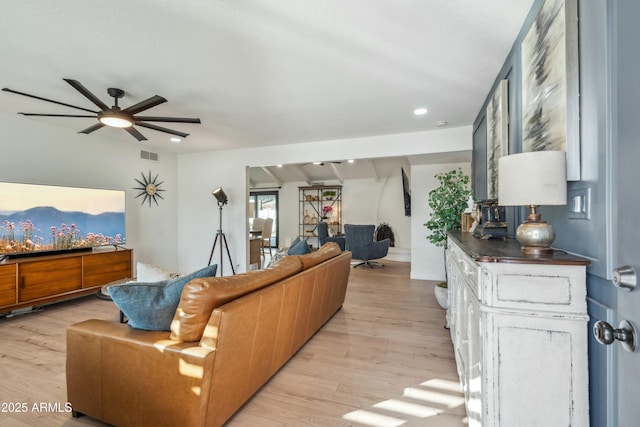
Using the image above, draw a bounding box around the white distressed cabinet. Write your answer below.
[446,232,590,427]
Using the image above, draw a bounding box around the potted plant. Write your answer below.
[424,168,472,310]
[322,190,336,200]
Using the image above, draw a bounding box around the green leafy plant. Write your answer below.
[424,168,472,248]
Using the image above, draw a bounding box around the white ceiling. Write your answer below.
[248,151,473,188]
[0,0,533,158]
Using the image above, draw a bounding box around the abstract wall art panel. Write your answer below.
[521,0,580,180]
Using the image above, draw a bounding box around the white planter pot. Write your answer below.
[434,283,448,310]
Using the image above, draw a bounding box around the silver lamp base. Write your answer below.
[516,212,555,256]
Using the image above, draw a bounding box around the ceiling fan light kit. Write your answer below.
[97,87,133,128]
[98,113,133,128]
[2,78,200,142]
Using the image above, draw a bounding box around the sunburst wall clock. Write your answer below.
[133,171,165,207]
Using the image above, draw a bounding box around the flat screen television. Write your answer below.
[401,167,411,217]
[0,182,125,259]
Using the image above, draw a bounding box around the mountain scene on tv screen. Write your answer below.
[0,206,125,254]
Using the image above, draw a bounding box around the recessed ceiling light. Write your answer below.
[313,161,322,165]
[170,137,182,143]
[414,108,428,116]
[437,121,448,127]
[276,164,283,168]
[347,159,355,163]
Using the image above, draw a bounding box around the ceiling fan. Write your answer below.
[1,78,201,141]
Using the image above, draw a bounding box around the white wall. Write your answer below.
[0,114,180,273]
[343,171,412,260]
[178,126,472,275]
[375,167,412,258]
[341,178,385,226]
[410,162,472,280]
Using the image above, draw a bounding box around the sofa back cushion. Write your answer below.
[170,256,303,342]
[297,241,341,270]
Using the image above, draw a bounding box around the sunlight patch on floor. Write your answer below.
[403,387,465,408]
[342,377,467,426]
[421,378,463,393]
[373,399,443,417]
[342,409,407,427]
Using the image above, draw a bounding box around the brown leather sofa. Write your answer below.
[66,243,351,427]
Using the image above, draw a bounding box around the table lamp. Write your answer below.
[498,151,567,256]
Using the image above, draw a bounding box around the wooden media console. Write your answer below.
[0,248,132,313]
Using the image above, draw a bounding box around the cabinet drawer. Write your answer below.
[18,258,82,302]
[0,264,16,307]
[83,250,132,288]
[484,263,587,314]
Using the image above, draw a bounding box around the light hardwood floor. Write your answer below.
[0,261,467,426]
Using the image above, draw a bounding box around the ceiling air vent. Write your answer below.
[140,150,159,161]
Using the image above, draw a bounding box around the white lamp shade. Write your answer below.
[498,151,567,206]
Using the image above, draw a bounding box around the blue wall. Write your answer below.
[472,0,618,424]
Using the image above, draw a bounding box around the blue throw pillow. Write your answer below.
[109,264,217,331]
[288,238,311,255]
[288,236,301,253]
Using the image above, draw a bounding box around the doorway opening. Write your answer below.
[249,190,279,250]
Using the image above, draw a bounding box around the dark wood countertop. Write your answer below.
[448,231,591,266]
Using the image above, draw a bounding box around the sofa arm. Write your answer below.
[66,319,216,427]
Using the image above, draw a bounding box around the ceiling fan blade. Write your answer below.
[78,122,105,135]
[133,116,201,124]
[124,127,147,142]
[2,87,98,114]
[135,121,189,138]
[19,113,96,118]
[63,79,109,111]
[123,95,167,115]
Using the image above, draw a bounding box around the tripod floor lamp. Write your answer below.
[208,187,235,276]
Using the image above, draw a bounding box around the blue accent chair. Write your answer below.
[317,221,346,251]
[344,224,391,268]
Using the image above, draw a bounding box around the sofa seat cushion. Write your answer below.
[108,264,218,331]
[297,241,341,270]
[170,256,303,342]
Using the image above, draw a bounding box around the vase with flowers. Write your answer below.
[321,205,333,220]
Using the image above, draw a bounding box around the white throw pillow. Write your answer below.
[136,262,179,282]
